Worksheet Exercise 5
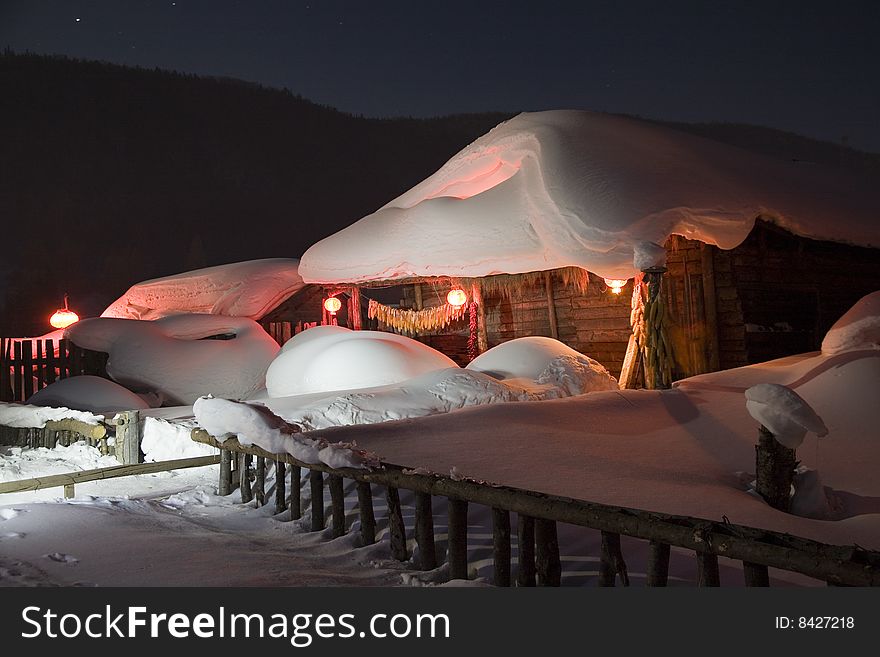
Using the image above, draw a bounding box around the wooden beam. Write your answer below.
[0,455,219,494]
[44,418,106,440]
[543,271,559,340]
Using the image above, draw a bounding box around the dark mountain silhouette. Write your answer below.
[1,51,876,336]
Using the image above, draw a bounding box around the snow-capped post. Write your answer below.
[745,384,829,512]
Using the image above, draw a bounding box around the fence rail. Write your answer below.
[0,337,109,403]
[192,429,880,587]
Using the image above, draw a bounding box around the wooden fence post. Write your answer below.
[218,449,232,496]
[535,518,562,587]
[274,460,287,514]
[310,470,324,531]
[115,410,141,465]
[492,508,512,587]
[414,492,437,570]
[447,498,469,580]
[328,474,345,538]
[646,541,670,587]
[743,561,770,587]
[696,551,721,587]
[386,486,409,561]
[356,482,376,546]
[599,531,630,586]
[290,465,302,520]
[254,456,266,506]
[239,453,253,504]
[517,515,536,587]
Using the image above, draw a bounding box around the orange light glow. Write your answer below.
[50,295,79,329]
[446,288,467,308]
[603,278,628,295]
[323,297,342,314]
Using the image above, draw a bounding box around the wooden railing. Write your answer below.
[192,430,880,587]
[0,338,109,402]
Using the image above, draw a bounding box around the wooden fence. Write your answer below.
[0,338,109,403]
[261,321,318,348]
[193,430,880,587]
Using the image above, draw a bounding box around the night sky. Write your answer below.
[2,0,879,152]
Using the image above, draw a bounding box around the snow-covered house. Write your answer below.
[299,111,880,380]
[101,258,326,344]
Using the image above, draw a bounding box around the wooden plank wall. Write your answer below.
[0,338,109,403]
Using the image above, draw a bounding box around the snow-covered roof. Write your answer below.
[102,258,305,321]
[299,110,880,283]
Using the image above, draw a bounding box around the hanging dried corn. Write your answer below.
[367,298,467,335]
[637,268,674,389]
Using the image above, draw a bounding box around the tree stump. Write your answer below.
[755,425,797,512]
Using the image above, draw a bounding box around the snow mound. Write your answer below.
[265,327,457,397]
[66,314,279,405]
[0,401,103,429]
[102,258,304,321]
[140,417,217,462]
[193,396,372,469]
[467,336,618,393]
[27,376,150,414]
[300,110,879,284]
[745,383,828,449]
[821,290,880,355]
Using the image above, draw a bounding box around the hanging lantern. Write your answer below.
[446,288,467,308]
[603,278,628,295]
[323,296,342,315]
[50,295,79,329]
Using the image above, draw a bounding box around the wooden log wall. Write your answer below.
[197,432,880,588]
[0,338,109,403]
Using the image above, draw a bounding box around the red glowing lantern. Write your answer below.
[50,295,79,329]
[446,288,467,308]
[323,296,342,315]
[603,278,628,295]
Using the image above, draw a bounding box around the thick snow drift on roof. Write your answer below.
[26,376,151,414]
[67,315,279,405]
[102,258,304,321]
[821,290,880,355]
[265,326,457,397]
[300,110,880,283]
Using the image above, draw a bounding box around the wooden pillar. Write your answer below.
[447,499,469,580]
[254,456,266,506]
[414,492,437,570]
[755,425,796,512]
[543,271,559,340]
[599,531,630,586]
[310,470,324,531]
[290,465,302,520]
[642,266,671,390]
[700,243,720,373]
[743,561,770,587]
[696,551,721,587]
[492,508,512,587]
[115,410,141,465]
[517,515,536,587]
[535,518,562,587]
[218,449,232,496]
[356,482,376,546]
[349,286,362,330]
[471,282,489,354]
[386,486,409,561]
[413,283,424,310]
[646,541,671,587]
[239,453,253,504]
[274,460,287,514]
[328,474,345,538]
[63,484,75,499]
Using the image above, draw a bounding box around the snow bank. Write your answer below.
[102,258,305,321]
[821,290,880,355]
[26,376,150,414]
[745,383,828,449]
[193,397,373,469]
[0,442,119,484]
[265,327,457,397]
[466,336,618,394]
[66,315,279,405]
[0,402,103,429]
[140,417,217,462]
[300,110,879,284]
